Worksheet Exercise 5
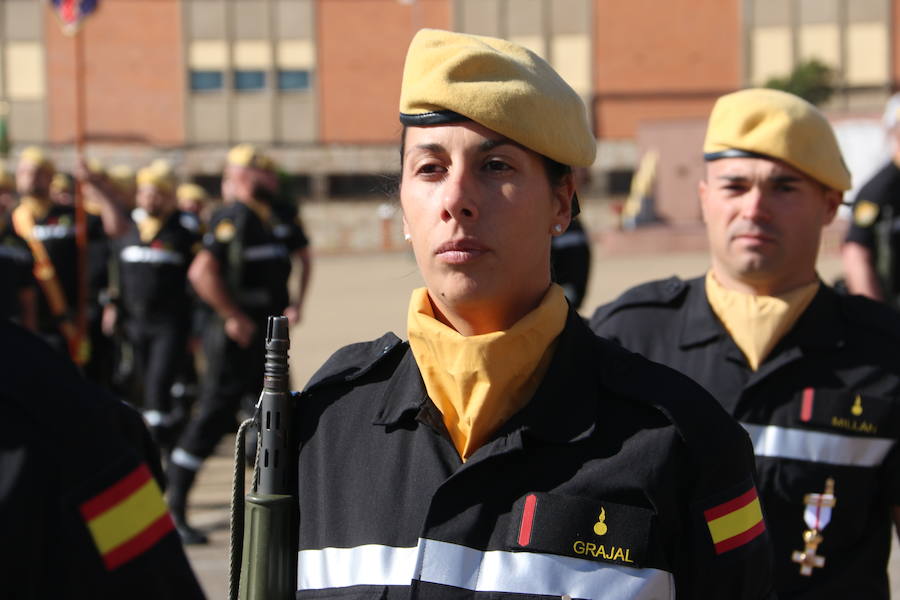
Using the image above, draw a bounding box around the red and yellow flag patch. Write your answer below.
[704,485,765,554]
[79,464,174,570]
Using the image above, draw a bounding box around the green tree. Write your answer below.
[764,59,835,106]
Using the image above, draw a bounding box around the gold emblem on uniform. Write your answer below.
[853,199,879,227]
[214,219,236,242]
[851,394,863,416]
[593,507,608,536]
[791,478,836,576]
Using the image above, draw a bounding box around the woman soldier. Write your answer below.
[293,30,774,599]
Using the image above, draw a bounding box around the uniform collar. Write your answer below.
[372,307,598,446]
[679,276,845,354]
[679,277,726,348]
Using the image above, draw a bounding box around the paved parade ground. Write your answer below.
[183,246,900,598]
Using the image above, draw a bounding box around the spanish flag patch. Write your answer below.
[79,463,174,570]
[704,485,765,554]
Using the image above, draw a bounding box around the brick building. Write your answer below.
[0,0,897,198]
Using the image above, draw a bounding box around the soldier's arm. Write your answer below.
[78,161,129,238]
[188,249,255,346]
[841,241,884,301]
[285,246,312,326]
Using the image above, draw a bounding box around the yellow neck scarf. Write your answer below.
[407,284,568,460]
[21,195,51,221]
[137,210,173,243]
[705,271,819,370]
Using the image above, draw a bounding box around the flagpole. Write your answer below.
[73,21,88,364]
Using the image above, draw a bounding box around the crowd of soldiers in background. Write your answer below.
[0,144,315,543]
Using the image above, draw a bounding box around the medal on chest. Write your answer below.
[791,478,835,576]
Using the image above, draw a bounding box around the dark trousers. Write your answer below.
[124,318,188,414]
[175,314,265,461]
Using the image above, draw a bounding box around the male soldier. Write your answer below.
[107,162,199,452]
[842,95,900,309]
[10,147,125,362]
[591,88,900,599]
[176,182,210,226]
[167,144,311,543]
[0,319,205,598]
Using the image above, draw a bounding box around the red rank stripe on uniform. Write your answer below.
[518,494,538,547]
[800,387,814,422]
[79,464,175,570]
[703,486,766,554]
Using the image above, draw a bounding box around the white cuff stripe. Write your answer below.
[742,423,895,467]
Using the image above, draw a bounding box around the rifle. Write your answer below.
[230,315,297,600]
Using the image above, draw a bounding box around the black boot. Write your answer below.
[167,463,208,545]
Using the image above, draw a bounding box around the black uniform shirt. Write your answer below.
[591,277,900,599]
[293,309,775,599]
[0,321,205,599]
[115,211,199,322]
[0,215,34,321]
[203,201,308,315]
[845,161,900,299]
[20,204,105,331]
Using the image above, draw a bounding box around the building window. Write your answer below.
[278,69,311,91]
[235,70,266,91]
[190,70,224,92]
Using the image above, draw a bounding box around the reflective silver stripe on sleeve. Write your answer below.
[742,423,895,467]
[298,544,419,589]
[243,243,288,261]
[298,539,674,599]
[120,245,185,265]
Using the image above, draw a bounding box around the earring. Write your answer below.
[404,233,412,242]
[552,224,563,234]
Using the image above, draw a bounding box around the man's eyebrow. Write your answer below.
[770,174,803,183]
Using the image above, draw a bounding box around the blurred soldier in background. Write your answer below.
[49,171,75,207]
[107,163,138,212]
[167,144,311,544]
[842,94,900,309]
[177,182,211,228]
[0,167,35,328]
[106,161,199,454]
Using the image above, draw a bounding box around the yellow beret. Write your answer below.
[227,143,277,172]
[19,146,54,171]
[399,29,596,168]
[137,160,176,195]
[107,164,136,195]
[177,182,208,203]
[703,88,850,191]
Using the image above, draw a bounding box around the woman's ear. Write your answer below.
[552,172,576,228]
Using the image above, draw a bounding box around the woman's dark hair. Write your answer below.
[399,125,571,189]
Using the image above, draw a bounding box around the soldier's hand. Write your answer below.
[101,304,118,337]
[225,312,256,348]
[283,304,302,326]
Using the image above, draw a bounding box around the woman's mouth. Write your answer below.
[434,239,489,264]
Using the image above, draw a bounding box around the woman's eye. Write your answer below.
[416,162,445,175]
[485,159,511,172]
